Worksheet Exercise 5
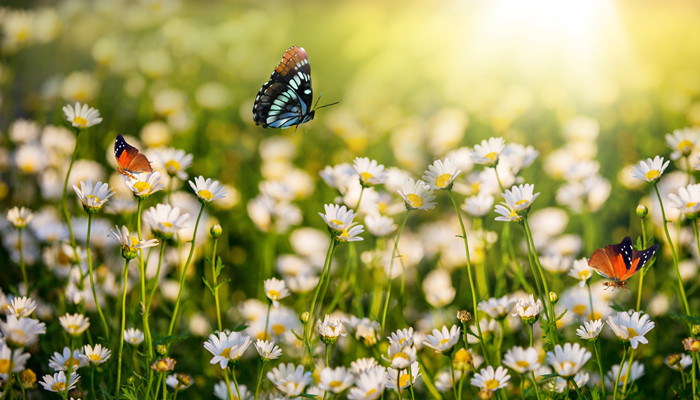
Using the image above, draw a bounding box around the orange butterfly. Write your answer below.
[114,134,152,179]
[587,237,658,289]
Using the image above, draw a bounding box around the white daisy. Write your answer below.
[317,315,345,344]
[347,366,387,400]
[5,296,37,318]
[513,294,543,323]
[364,214,397,237]
[471,137,506,166]
[318,203,357,232]
[397,178,436,211]
[478,295,516,320]
[143,203,190,239]
[203,331,252,369]
[568,258,593,286]
[1,315,46,346]
[266,363,313,397]
[59,313,90,336]
[39,371,80,393]
[387,361,421,390]
[607,311,655,349]
[606,361,645,388]
[503,346,540,374]
[353,157,388,186]
[109,225,159,260]
[388,327,415,348]
[462,193,494,217]
[502,183,540,211]
[124,328,144,345]
[6,206,34,229]
[48,347,87,372]
[350,358,380,375]
[494,203,521,222]
[576,319,604,341]
[0,344,30,378]
[254,339,282,360]
[62,102,102,128]
[422,158,461,190]
[631,156,670,183]
[471,365,510,392]
[124,171,165,198]
[666,127,699,160]
[189,176,227,203]
[81,344,111,364]
[386,341,417,369]
[337,224,364,242]
[423,325,460,353]
[319,366,354,394]
[546,342,591,377]
[73,180,114,213]
[153,147,193,180]
[668,183,700,218]
[264,277,290,307]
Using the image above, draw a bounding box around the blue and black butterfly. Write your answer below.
[253,46,336,129]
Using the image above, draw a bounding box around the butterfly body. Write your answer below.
[588,236,658,289]
[253,46,324,129]
[114,134,152,179]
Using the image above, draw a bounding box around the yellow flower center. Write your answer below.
[129,237,139,247]
[89,354,102,362]
[365,389,377,397]
[562,361,576,370]
[198,189,213,201]
[590,311,602,321]
[436,173,452,188]
[485,378,500,390]
[339,229,350,240]
[407,193,423,208]
[329,219,343,226]
[516,360,530,368]
[522,305,531,312]
[64,357,79,368]
[134,181,151,193]
[509,209,518,219]
[485,152,498,162]
[86,195,101,204]
[627,327,639,338]
[686,202,696,210]
[272,324,286,335]
[573,304,587,316]
[453,348,472,364]
[329,380,343,388]
[361,172,374,182]
[392,352,410,362]
[220,347,231,358]
[165,160,181,171]
[398,372,411,388]
[644,170,660,181]
[438,338,450,347]
[0,359,10,373]
[68,324,80,332]
[52,381,67,392]
[471,182,481,193]
[73,116,88,127]
[162,222,173,228]
[399,337,407,345]
[515,199,529,206]
[578,270,591,280]
[268,289,280,300]
[678,139,693,153]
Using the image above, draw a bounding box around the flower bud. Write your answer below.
[666,353,682,367]
[210,224,222,238]
[457,310,472,323]
[156,344,167,355]
[636,204,648,218]
[692,324,700,336]
[300,312,310,324]
[19,369,36,388]
[549,291,559,304]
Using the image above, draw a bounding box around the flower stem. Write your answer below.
[621,348,636,396]
[306,235,337,357]
[116,259,129,399]
[254,360,267,400]
[613,346,628,400]
[653,183,691,315]
[530,371,542,400]
[86,213,109,339]
[381,209,409,331]
[168,203,205,335]
[230,366,242,400]
[263,301,272,341]
[210,235,223,331]
[136,198,153,359]
[448,190,491,365]
[593,341,606,399]
[570,377,584,400]
[146,242,167,316]
[17,228,28,293]
[61,129,80,247]
[636,217,649,311]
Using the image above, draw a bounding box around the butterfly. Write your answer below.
[587,236,659,289]
[253,46,337,129]
[114,134,153,179]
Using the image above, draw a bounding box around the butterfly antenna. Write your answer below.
[313,92,340,111]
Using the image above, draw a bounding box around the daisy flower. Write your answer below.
[109,225,159,260]
[397,178,436,210]
[124,171,165,198]
[546,343,591,377]
[337,224,364,242]
[387,362,421,390]
[189,176,227,203]
[665,353,692,371]
[503,346,540,374]
[422,158,461,190]
[576,319,604,341]
[213,381,252,400]
[607,311,655,349]
[0,344,30,378]
[49,347,87,371]
[351,358,380,375]
[1,315,46,346]
[81,344,111,364]
[6,296,37,318]
[6,206,33,229]
[318,203,357,232]
[72,180,114,213]
[39,371,80,394]
[143,203,190,239]
[317,315,345,344]
[154,147,193,180]
[513,294,543,324]
[502,183,540,212]
[668,183,700,218]
[423,325,461,353]
[631,156,670,183]
[347,366,387,400]
[606,361,645,387]
[266,363,313,397]
[166,373,193,391]
[264,277,290,307]
[62,102,102,128]
[150,358,176,372]
[471,365,510,392]
[318,366,355,393]
[386,342,417,369]
[462,193,494,217]
[388,327,415,348]
[203,331,252,369]
[494,203,521,222]
[471,137,506,166]
[254,339,282,360]
[59,313,90,336]
[666,127,699,160]
[683,337,700,352]
[568,258,593,286]
[353,157,388,186]
[364,214,397,237]
[478,295,516,320]
[124,327,145,345]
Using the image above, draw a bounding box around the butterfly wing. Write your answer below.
[588,237,634,281]
[114,135,152,175]
[621,243,659,280]
[253,46,314,128]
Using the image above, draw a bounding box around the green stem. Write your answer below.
[325,343,331,367]
[116,259,129,399]
[382,209,410,331]
[586,281,595,320]
[210,236,223,331]
[86,213,109,339]
[653,183,691,315]
[570,377,584,400]
[621,348,636,397]
[306,235,337,359]
[448,190,490,365]
[530,371,541,400]
[230,366,242,400]
[254,360,267,400]
[136,198,153,359]
[593,341,606,399]
[449,355,458,400]
[613,346,628,400]
[263,301,272,341]
[17,228,28,293]
[168,204,205,335]
[161,372,167,400]
[146,242,167,314]
[636,217,649,312]
[61,129,80,247]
